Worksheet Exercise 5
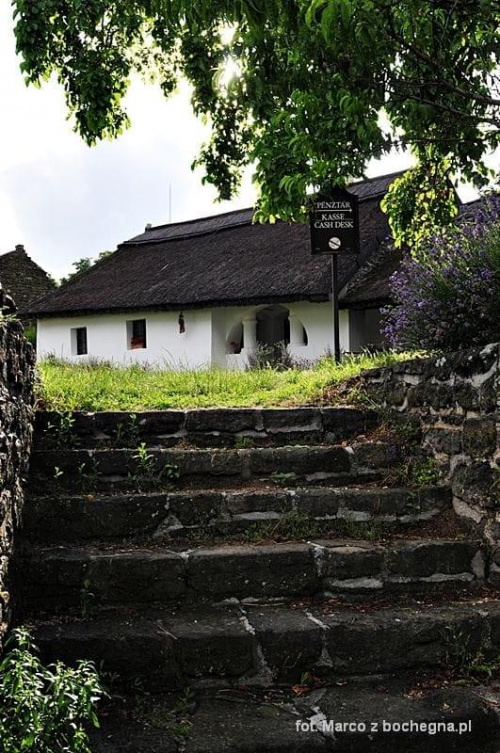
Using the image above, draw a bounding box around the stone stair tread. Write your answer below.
[30,594,500,627]
[21,536,485,611]
[31,441,397,457]
[36,406,379,452]
[29,598,500,689]
[27,535,483,555]
[26,483,444,501]
[89,681,500,752]
[29,442,400,493]
[22,485,452,544]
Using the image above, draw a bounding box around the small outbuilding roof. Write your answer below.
[341,241,403,308]
[0,245,55,313]
[28,172,403,319]
[340,193,497,309]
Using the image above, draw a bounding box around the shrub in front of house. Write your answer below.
[246,341,300,371]
[383,194,500,352]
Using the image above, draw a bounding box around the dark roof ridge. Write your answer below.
[137,207,252,236]
[347,168,406,188]
[0,245,56,313]
[124,215,252,246]
[0,249,18,260]
[125,170,406,248]
[0,245,48,270]
[0,246,26,259]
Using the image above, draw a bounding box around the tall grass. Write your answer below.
[37,352,415,411]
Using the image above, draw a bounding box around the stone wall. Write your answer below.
[0,287,35,649]
[354,343,500,544]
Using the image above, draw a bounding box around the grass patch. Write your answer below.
[37,352,415,412]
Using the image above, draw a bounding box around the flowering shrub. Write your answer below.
[383,194,500,351]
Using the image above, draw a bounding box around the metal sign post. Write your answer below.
[310,187,360,364]
[331,254,340,363]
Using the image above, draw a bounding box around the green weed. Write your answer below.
[77,457,101,493]
[134,686,195,740]
[113,413,140,448]
[53,466,64,482]
[234,436,255,449]
[233,512,392,544]
[270,471,297,487]
[80,578,99,619]
[384,454,441,489]
[0,628,104,753]
[46,412,80,449]
[128,443,180,491]
[442,623,499,680]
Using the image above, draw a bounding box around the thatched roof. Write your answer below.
[28,172,403,319]
[0,245,55,313]
[340,241,402,308]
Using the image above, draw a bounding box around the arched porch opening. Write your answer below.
[226,305,308,356]
[256,304,290,348]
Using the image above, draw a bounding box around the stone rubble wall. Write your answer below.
[355,343,500,559]
[0,291,36,650]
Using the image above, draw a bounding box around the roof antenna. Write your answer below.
[169,183,172,223]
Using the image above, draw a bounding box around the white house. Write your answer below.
[27,172,403,369]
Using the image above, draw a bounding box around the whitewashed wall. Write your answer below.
[211,308,227,367]
[37,301,384,369]
[288,301,348,361]
[37,310,213,368]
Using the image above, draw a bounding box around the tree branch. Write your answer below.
[385,27,500,108]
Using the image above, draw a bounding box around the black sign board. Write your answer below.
[310,187,360,255]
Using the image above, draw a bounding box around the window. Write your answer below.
[127,319,147,350]
[71,327,88,356]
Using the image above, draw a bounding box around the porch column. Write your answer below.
[242,316,257,351]
[288,314,303,346]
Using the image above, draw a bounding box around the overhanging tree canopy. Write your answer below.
[12,0,500,243]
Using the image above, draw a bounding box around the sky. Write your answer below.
[0,3,480,280]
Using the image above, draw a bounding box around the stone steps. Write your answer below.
[89,682,500,752]
[35,407,379,450]
[20,539,487,611]
[29,442,399,492]
[21,486,451,544]
[29,599,500,690]
[22,405,500,750]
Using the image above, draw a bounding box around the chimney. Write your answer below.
[145,223,152,231]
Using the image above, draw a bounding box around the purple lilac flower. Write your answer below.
[383,193,500,351]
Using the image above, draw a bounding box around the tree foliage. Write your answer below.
[12,0,500,241]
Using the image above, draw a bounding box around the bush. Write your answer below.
[383,194,500,351]
[246,341,297,371]
[0,628,104,753]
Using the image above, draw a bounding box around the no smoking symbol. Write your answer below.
[329,237,341,250]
